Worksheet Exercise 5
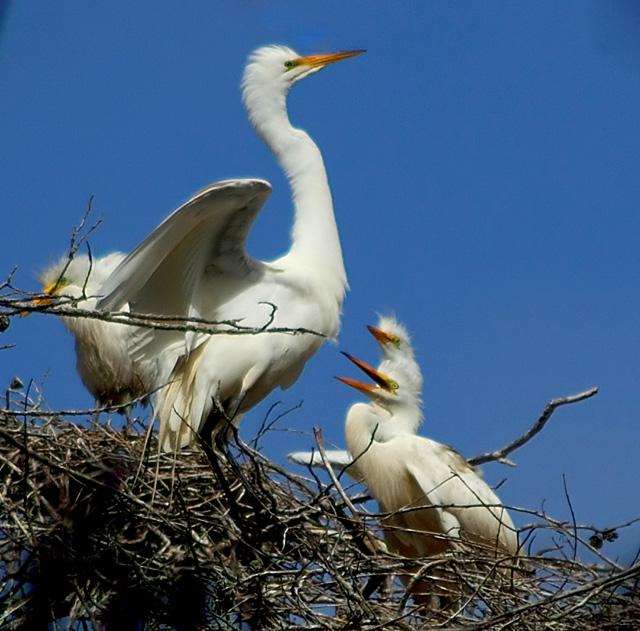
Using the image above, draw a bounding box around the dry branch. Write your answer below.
[469,387,599,467]
[0,388,637,631]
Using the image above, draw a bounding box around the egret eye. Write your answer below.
[284,60,294,69]
[390,335,401,348]
[390,380,399,391]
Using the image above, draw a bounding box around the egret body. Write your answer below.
[97,46,363,451]
[36,253,152,407]
[338,317,519,605]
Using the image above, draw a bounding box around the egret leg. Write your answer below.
[90,399,102,425]
[122,405,135,429]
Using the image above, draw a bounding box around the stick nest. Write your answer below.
[0,394,638,631]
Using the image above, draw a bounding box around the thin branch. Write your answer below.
[2,295,325,338]
[313,427,382,553]
[468,387,598,466]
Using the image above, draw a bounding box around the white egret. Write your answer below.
[287,315,419,479]
[297,316,516,605]
[366,315,423,398]
[34,252,152,407]
[338,345,519,607]
[98,46,363,451]
[34,181,273,409]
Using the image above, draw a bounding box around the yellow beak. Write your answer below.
[294,49,365,69]
[367,324,397,346]
[20,282,60,317]
[335,375,379,394]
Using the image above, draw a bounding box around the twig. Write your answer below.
[313,427,383,554]
[468,387,598,466]
[3,295,325,338]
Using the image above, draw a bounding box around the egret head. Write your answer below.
[368,315,423,399]
[241,46,364,133]
[243,45,364,95]
[36,253,123,303]
[336,351,423,416]
[368,315,414,360]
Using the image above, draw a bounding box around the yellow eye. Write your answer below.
[390,380,399,391]
[390,335,400,348]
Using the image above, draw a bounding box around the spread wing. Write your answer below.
[97,178,272,316]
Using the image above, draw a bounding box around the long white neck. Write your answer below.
[244,86,347,293]
[348,398,423,449]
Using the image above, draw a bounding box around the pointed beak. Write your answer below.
[334,375,379,395]
[337,351,397,394]
[20,282,59,317]
[367,325,397,346]
[295,49,365,69]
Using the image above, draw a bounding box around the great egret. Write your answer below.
[34,252,152,407]
[97,46,363,451]
[337,320,519,607]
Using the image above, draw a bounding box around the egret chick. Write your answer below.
[287,315,418,479]
[35,253,151,407]
[337,323,519,607]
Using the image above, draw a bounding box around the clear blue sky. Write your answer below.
[1,2,639,562]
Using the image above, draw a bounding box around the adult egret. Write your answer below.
[34,252,152,407]
[98,46,363,451]
[337,333,519,606]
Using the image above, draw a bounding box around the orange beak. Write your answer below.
[336,352,397,395]
[367,324,398,346]
[334,375,379,394]
[20,282,60,317]
[341,352,392,389]
[294,49,365,69]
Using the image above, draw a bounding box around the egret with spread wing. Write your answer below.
[34,181,269,409]
[98,46,363,451]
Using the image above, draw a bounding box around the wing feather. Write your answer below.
[97,178,271,315]
[405,439,518,554]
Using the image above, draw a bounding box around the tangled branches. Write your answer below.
[0,385,638,631]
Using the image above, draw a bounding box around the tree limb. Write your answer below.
[468,387,598,467]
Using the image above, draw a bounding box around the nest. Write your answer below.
[0,385,638,631]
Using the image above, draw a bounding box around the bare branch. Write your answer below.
[468,387,598,467]
[1,293,326,338]
[0,399,638,629]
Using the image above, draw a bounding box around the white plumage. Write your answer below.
[96,46,363,451]
[291,315,519,606]
[339,317,519,605]
[287,448,364,483]
[36,252,152,407]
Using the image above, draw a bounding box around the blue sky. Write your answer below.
[1,2,639,562]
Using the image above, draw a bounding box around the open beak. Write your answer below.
[334,375,379,395]
[295,49,365,69]
[341,352,392,389]
[367,324,397,346]
[336,351,397,395]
